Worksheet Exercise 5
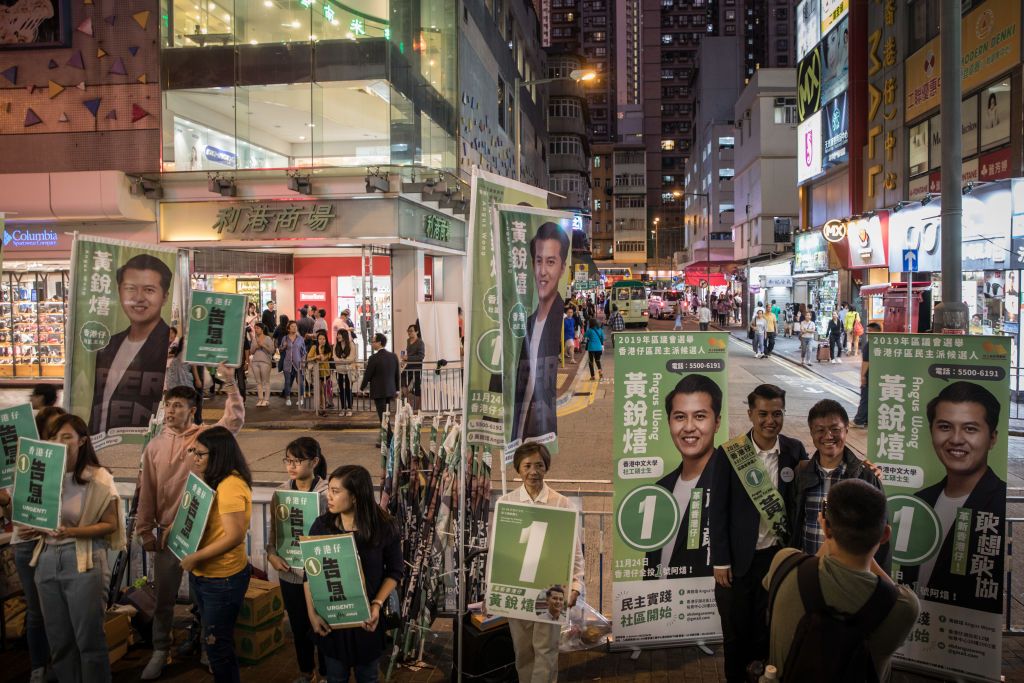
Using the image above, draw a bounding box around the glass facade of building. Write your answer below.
[159,0,458,172]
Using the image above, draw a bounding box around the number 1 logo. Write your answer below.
[518,521,549,583]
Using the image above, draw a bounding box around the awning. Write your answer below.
[684,261,740,274]
[684,273,728,287]
[858,284,891,296]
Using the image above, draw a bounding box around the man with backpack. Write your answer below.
[762,479,919,681]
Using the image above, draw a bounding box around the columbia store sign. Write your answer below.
[3,227,61,248]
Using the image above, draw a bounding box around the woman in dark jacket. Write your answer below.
[826,311,844,363]
[274,315,291,372]
[305,465,403,683]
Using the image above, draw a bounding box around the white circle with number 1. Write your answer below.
[617,485,680,551]
[887,494,943,565]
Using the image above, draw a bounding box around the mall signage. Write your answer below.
[797,46,822,123]
[2,226,60,248]
[844,212,889,269]
[424,214,452,242]
[160,200,344,241]
[821,219,847,243]
[823,92,848,166]
[794,231,830,273]
[797,110,823,184]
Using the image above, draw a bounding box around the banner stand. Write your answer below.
[608,637,719,656]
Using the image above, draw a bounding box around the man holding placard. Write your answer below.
[136,362,245,680]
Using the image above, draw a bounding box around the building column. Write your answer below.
[391,249,424,348]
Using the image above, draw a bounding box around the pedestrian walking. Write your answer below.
[799,313,817,365]
[179,427,254,683]
[608,304,625,347]
[752,310,767,358]
[400,324,425,410]
[698,301,712,331]
[307,465,403,683]
[267,438,329,683]
[846,306,863,356]
[763,308,778,357]
[783,306,794,337]
[584,317,605,380]
[333,328,357,417]
[261,300,277,332]
[280,321,306,407]
[274,315,291,372]
[251,323,275,406]
[826,312,844,363]
[360,333,399,434]
[563,309,576,363]
[674,299,683,330]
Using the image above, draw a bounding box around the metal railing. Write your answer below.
[296,360,463,416]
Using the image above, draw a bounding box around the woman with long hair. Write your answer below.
[306,465,403,683]
[333,328,357,417]
[267,437,329,682]
[30,414,125,682]
[307,329,333,416]
[274,314,291,372]
[179,426,253,683]
[245,301,259,335]
[251,323,275,407]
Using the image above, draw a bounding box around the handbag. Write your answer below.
[747,325,754,340]
[853,317,864,336]
[381,590,402,631]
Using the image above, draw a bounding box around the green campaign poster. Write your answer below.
[67,236,179,450]
[491,205,574,462]
[0,404,40,490]
[301,534,372,628]
[484,500,579,625]
[11,438,66,532]
[868,333,1008,682]
[273,490,320,570]
[184,290,247,366]
[167,472,216,561]
[464,169,549,449]
[611,332,729,644]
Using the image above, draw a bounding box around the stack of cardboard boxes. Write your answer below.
[104,610,133,665]
[235,578,286,664]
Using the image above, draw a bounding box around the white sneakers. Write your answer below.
[141,650,167,680]
[285,398,292,406]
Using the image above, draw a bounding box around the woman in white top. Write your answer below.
[28,413,125,683]
[799,313,818,365]
[251,323,276,407]
[499,443,584,683]
[333,328,358,416]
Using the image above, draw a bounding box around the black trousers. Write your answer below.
[714,546,780,683]
[280,580,326,675]
[765,332,776,356]
[588,350,603,378]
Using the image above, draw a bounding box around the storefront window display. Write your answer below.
[337,275,391,359]
[191,274,278,308]
[0,268,69,378]
[810,271,839,337]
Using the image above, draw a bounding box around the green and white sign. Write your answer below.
[167,472,216,561]
[11,438,66,532]
[301,534,372,629]
[184,291,247,367]
[273,490,320,570]
[484,500,579,625]
[611,332,728,644]
[0,404,39,489]
[868,333,1008,682]
[492,205,573,462]
[464,169,549,449]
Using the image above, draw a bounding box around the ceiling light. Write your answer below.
[299,135,306,140]
[249,39,258,44]
[306,122,315,127]
[264,0,273,5]
[331,19,339,25]
[291,19,300,27]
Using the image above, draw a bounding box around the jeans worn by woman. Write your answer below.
[190,565,252,683]
[324,656,380,683]
[754,332,766,355]
[13,541,50,672]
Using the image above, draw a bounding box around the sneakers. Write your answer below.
[836,357,843,363]
[286,398,292,406]
[830,358,836,364]
[141,650,168,680]
[29,668,46,683]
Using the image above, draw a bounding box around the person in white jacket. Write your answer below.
[333,328,358,416]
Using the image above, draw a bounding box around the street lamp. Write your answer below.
[514,69,597,181]
[652,217,660,272]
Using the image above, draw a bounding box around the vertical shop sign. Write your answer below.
[67,236,179,450]
[866,0,902,204]
[463,169,549,449]
[492,205,573,461]
[869,333,1008,682]
[0,404,39,490]
[612,332,729,644]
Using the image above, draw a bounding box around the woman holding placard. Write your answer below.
[306,465,403,683]
[29,413,124,683]
[179,426,253,683]
[267,437,329,683]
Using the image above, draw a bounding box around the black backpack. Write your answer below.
[767,552,898,683]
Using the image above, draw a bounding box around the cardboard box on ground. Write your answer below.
[235,578,287,663]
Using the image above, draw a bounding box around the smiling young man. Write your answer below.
[900,381,1006,614]
[789,399,890,571]
[645,374,722,580]
[709,384,808,683]
[90,254,174,437]
[511,222,569,446]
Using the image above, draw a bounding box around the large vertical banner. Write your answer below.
[869,333,1008,681]
[463,169,549,449]
[67,236,179,450]
[492,205,572,461]
[611,332,729,644]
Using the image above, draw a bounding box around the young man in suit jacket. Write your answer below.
[644,374,721,580]
[709,384,808,682]
[360,332,400,429]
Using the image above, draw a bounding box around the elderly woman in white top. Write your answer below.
[499,442,584,683]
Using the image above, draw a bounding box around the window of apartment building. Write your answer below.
[614,151,644,165]
[566,12,575,21]
[774,97,797,124]
[594,199,602,211]
[551,174,584,195]
[661,140,676,151]
[725,9,736,19]
[593,124,608,136]
[719,167,735,179]
[661,69,675,80]
[661,0,674,6]
[725,24,736,35]
[909,0,940,54]
[663,175,675,184]
[614,173,644,186]
[595,46,607,56]
[615,195,646,208]
[774,7,788,20]
[586,31,606,41]
[776,23,788,36]
[549,98,582,119]
[662,33,674,44]
[615,241,646,253]
[778,55,788,66]
[550,136,583,156]
[775,38,788,51]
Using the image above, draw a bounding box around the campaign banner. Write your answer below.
[11,438,66,532]
[184,291,247,366]
[492,205,573,462]
[484,500,579,625]
[273,489,320,570]
[0,404,40,489]
[611,332,729,644]
[869,333,1008,682]
[463,169,549,449]
[67,236,179,450]
[301,534,372,628]
[167,472,216,561]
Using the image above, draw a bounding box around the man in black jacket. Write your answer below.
[789,399,891,572]
[644,374,721,580]
[261,300,277,332]
[709,384,808,682]
[899,381,1006,614]
[361,332,400,429]
[89,254,173,437]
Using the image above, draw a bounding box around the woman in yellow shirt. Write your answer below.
[180,426,253,683]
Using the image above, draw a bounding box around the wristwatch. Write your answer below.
[371,599,384,608]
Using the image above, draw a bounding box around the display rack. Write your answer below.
[0,271,70,378]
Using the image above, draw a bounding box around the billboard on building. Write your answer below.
[823,92,848,166]
[821,17,849,104]
[796,0,821,61]
[797,110,823,184]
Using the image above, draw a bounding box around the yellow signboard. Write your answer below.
[905,0,1020,121]
[820,0,849,35]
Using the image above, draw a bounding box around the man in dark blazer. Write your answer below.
[899,381,1006,614]
[361,332,400,429]
[644,374,721,581]
[90,254,173,436]
[709,384,808,683]
[511,222,569,446]
[261,300,277,332]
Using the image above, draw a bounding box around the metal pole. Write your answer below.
[514,78,522,181]
[907,276,913,333]
[934,0,967,332]
[705,194,710,305]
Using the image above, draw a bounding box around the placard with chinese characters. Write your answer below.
[273,490,321,570]
[301,534,372,629]
[184,291,247,367]
[11,438,66,532]
[0,404,39,490]
[159,200,343,241]
[167,472,217,561]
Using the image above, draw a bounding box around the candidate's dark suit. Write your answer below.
[899,466,1005,614]
[361,347,400,426]
[708,430,808,683]
[89,319,171,435]
[510,295,564,445]
[644,462,714,580]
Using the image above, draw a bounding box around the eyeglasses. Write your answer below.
[187,447,209,459]
[282,458,304,467]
